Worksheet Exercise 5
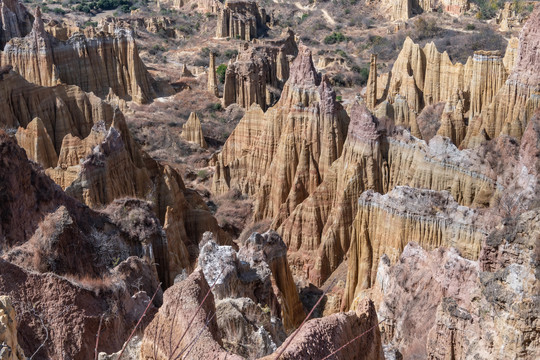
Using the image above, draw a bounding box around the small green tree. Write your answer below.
[216,64,227,84]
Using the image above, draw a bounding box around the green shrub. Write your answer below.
[216,64,227,84]
[465,24,476,30]
[324,32,346,45]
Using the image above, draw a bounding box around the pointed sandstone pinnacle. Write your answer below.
[180,63,194,77]
[32,6,45,35]
[15,117,58,169]
[366,53,377,110]
[181,112,208,148]
[208,52,219,97]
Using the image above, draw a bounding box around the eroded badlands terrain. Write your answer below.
[0,0,538,358]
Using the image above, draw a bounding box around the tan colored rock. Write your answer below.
[1,8,159,104]
[342,186,487,311]
[181,112,208,148]
[370,209,539,359]
[214,45,350,218]
[216,0,268,41]
[238,231,305,331]
[436,97,467,145]
[376,34,533,147]
[278,103,384,285]
[366,54,377,110]
[15,117,58,168]
[462,5,540,147]
[496,1,535,32]
[0,296,25,360]
[469,51,508,117]
[222,30,297,110]
[0,69,114,153]
[0,70,230,285]
[503,36,519,71]
[208,51,219,97]
[379,0,469,21]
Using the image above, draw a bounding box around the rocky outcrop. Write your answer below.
[214,45,350,227]
[366,54,377,110]
[215,44,511,288]
[0,69,114,152]
[199,231,304,333]
[463,4,540,147]
[1,8,160,103]
[208,51,219,97]
[15,117,58,169]
[0,131,167,288]
[0,257,156,360]
[0,0,33,49]
[181,112,208,148]
[0,69,230,284]
[342,187,487,310]
[222,30,298,110]
[0,132,164,358]
[377,7,540,148]
[380,0,469,21]
[496,1,535,32]
[261,299,385,360]
[277,103,384,285]
[216,0,268,41]
[372,208,539,359]
[0,296,25,360]
[140,269,244,360]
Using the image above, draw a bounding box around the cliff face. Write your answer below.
[222,30,298,110]
[0,0,33,49]
[0,70,230,285]
[463,4,540,147]
[215,42,514,288]
[0,131,167,358]
[371,208,539,359]
[277,103,384,285]
[0,8,158,103]
[15,117,58,168]
[379,0,469,21]
[376,6,540,148]
[216,0,268,41]
[341,187,487,310]
[214,45,350,227]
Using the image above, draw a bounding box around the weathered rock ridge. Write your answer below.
[213,45,350,228]
[222,30,298,110]
[1,8,162,103]
[0,70,230,285]
[0,0,32,49]
[342,186,487,310]
[376,0,469,21]
[216,0,268,41]
[370,207,539,359]
[373,6,540,148]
